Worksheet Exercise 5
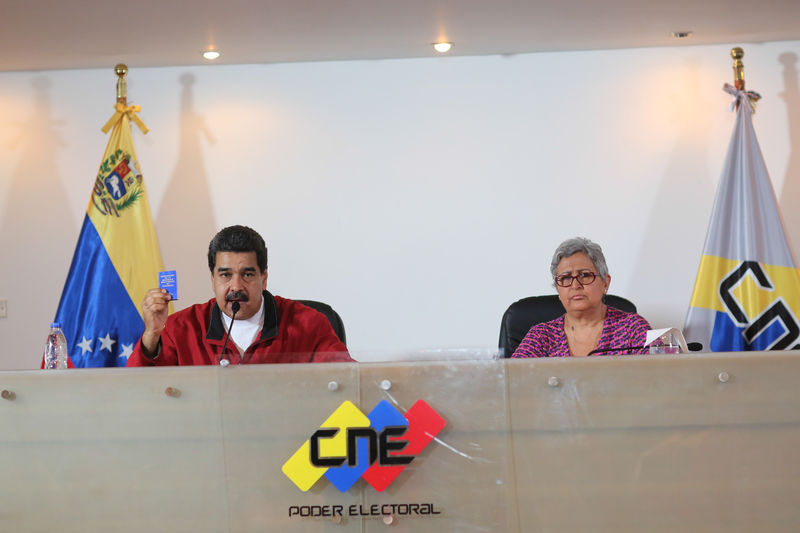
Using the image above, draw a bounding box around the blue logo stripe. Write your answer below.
[323,400,408,492]
[710,310,786,352]
[368,400,409,431]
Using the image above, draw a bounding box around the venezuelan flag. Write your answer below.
[684,84,800,352]
[53,101,165,367]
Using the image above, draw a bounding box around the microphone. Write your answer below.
[687,342,703,352]
[219,301,240,366]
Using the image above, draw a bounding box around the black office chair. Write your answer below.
[498,295,637,358]
[297,300,347,346]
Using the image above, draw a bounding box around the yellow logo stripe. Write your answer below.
[281,401,370,492]
[689,254,800,314]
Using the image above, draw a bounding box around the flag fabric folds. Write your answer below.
[54,104,164,367]
[684,84,800,352]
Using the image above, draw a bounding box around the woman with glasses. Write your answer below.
[512,237,651,357]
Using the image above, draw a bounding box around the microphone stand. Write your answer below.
[589,342,704,356]
[588,345,644,356]
[219,301,240,367]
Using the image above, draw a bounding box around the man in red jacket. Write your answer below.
[127,225,352,366]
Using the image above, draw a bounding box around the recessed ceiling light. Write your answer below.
[671,31,693,39]
[433,42,453,53]
[203,50,221,60]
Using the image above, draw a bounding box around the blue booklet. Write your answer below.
[158,270,178,300]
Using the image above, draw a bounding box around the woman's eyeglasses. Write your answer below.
[554,272,597,287]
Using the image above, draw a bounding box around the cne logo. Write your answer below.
[282,399,446,492]
[719,261,800,349]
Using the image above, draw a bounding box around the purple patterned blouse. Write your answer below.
[511,306,651,358]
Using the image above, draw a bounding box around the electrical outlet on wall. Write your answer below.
[0,299,6,318]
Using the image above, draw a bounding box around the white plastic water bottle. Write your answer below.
[43,323,69,370]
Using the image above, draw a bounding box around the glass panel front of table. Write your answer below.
[217,358,513,533]
[0,366,227,533]
[3,351,800,532]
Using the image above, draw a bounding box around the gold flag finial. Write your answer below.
[724,47,760,112]
[731,47,745,90]
[102,64,149,135]
[114,63,128,104]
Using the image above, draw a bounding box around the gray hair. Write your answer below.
[550,237,609,280]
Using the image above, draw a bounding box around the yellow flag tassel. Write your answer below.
[101,103,149,135]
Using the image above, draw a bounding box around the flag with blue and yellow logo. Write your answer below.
[684,84,800,352]
[54,100,165,367]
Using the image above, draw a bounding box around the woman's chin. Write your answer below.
[566,300,597,313]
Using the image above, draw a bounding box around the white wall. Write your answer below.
[1,41,799,369]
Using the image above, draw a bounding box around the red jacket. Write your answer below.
[127,291,352,366]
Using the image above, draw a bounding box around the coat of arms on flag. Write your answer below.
[684,49,800,352]
[51,65,166,367]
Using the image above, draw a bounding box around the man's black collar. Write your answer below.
[206,290,279,342]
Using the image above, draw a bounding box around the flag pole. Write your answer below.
[102,65,148,135]
[115,63,128,105]
[729,48,760,111]
[731,47,745,90]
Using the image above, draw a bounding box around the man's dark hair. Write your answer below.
[207,225,268,273]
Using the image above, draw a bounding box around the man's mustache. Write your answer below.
[226,291,249,302]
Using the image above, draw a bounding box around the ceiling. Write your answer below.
[3,0,800,72]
